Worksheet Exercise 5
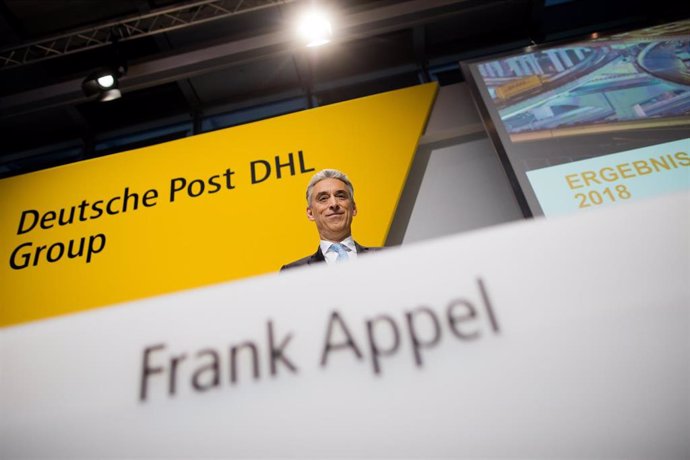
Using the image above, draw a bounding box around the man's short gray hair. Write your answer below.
[306,169,355,204]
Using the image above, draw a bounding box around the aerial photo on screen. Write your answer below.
[476,20,690,142]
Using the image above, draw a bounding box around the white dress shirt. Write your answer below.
[320,236,358,265]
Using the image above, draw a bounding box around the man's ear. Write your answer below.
[352,202,357,217]
[306,206,315,221]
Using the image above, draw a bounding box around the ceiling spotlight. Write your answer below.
[96,74,115,88]
[297,9,332,47]
[82,67,124,102]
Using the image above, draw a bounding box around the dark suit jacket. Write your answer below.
[280,242,381,271]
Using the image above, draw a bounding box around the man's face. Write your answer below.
[307,178,357,242]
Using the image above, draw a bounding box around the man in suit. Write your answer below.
[281,169,380,271]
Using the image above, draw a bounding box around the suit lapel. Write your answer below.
[354,241,368,254]
[309,246,325,264]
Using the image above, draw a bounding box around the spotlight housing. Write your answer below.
[82,67,124,102]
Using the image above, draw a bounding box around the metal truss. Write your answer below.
[0,0,291,70]
[1,0,477,118]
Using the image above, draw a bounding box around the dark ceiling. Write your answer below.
[0,0,688,178]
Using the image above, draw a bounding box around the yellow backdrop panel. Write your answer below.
[0,83,437,326]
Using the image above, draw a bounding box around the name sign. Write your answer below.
[1,193,687,458]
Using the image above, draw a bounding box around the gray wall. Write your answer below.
[388,83,524,245]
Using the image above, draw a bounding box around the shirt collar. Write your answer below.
[320,236,356,255]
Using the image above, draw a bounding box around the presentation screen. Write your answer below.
[461,20,690,217]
